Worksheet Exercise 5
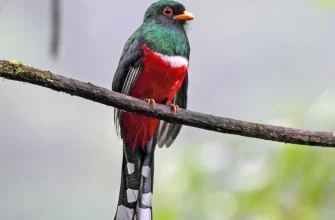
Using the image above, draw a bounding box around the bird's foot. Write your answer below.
[168,104,180,115]
[144,98,156,109]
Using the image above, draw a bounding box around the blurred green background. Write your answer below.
[1,0,335,219]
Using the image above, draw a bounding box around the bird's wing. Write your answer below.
[157,73,188,148]
[112,34,144,137]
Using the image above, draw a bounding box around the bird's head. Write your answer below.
[143,0,194,29]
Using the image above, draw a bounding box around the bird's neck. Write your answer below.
[141,21,190,58]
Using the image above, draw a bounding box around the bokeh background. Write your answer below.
[1,0,335,219]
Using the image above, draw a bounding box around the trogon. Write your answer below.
[112,1,194,219]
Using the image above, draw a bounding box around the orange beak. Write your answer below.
[173,11,194,21]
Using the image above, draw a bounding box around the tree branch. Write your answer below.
[0,60,334,147]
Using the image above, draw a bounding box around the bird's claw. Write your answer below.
[144,98,156,109]
[169,104,180,115]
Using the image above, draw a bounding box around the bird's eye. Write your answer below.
[162,7,173,16]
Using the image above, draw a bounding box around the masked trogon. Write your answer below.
[112,1,194,219]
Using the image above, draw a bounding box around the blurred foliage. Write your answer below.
[315,0,335,8]
[154,103,335,220]
[234,146,335,220]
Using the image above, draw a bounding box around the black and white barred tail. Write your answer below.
[114,131,157,220]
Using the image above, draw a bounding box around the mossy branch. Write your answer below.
[1,59,335,147]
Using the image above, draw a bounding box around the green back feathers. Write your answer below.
[120,28,141,59]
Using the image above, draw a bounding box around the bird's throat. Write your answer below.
[142,44,189,68]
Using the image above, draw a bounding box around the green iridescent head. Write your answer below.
[137,0,194,57]
[143,0,194,27]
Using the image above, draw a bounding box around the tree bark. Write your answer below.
[1,60,334,147]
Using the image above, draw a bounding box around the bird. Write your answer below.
[112,1,194,219]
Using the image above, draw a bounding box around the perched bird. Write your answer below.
[112,1,194,219]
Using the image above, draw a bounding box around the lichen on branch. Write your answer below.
[1,60,54,85]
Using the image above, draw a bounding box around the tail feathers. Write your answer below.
[136,142,155,220]
[114,147,141,220]
[115,131,157,220]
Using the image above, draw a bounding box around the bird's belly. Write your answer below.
[130,44,188,103]
[121,45,188,150]
[130,66,187,103]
